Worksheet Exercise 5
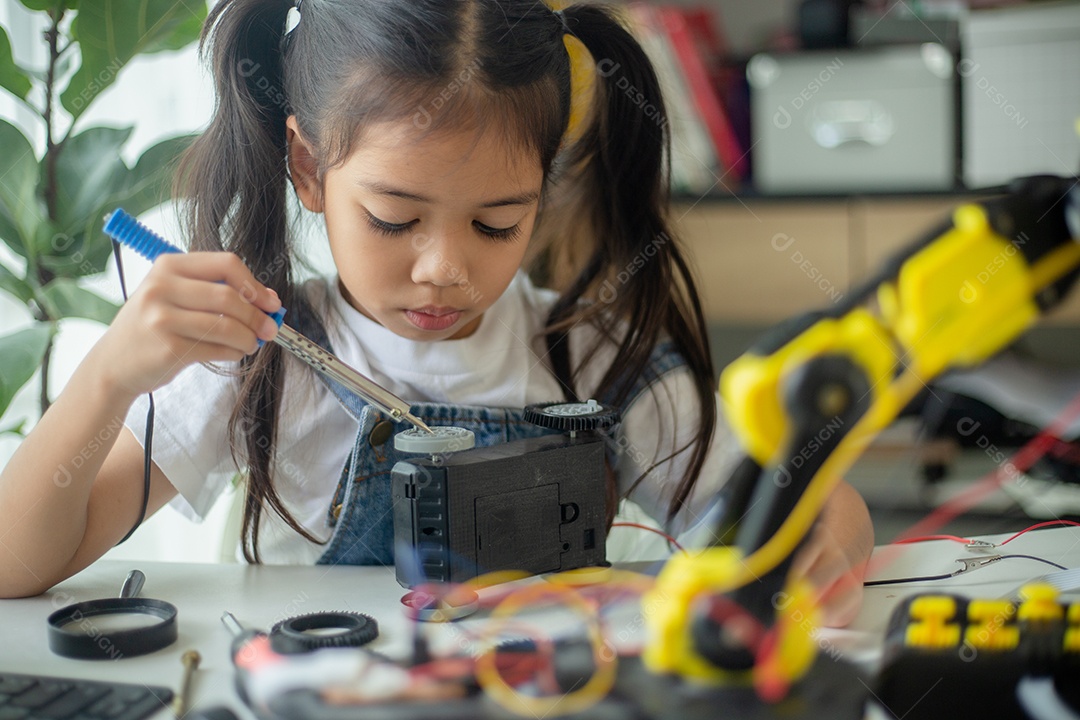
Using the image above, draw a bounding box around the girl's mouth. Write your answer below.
[404,307,462,332]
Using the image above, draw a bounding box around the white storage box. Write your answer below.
[962,1,1080,188]
[748,44,957,194]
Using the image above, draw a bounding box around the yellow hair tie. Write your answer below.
[548,3,596,148]
[562,33,595,148]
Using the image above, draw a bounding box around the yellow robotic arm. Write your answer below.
[644,175,1080,686]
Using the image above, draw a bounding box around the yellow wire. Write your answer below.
[473,580,618,717]
[467,570,535,591]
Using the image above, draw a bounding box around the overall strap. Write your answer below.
[595,338,688,415]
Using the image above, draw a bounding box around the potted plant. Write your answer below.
[0,0,207,433]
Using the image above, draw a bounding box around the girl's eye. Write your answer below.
[365,212,416,236]
[474,221,522,243]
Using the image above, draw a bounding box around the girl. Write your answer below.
[0,0,872,625]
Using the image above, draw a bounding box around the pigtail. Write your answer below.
[544,5,718,523]
[175,0,322,562]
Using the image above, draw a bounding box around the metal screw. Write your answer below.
[171,650,201,718]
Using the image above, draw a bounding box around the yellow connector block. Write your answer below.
[968,600,1015,623]
[909,596,957,622]
[905,621,961,649]
[1017,583,1064,623]
[964,624,1020,652]
[1064,628,1080,653]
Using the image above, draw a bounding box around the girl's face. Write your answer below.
[289,117,544,341]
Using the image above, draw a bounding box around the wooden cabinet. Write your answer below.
[674,201,849,322]
[674,197,1080,325]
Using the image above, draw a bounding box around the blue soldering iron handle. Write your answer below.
[103,209,186,261]
[103,209,287,344]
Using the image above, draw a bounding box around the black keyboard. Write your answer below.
[0,672,173,720]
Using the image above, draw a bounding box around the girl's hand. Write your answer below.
[90,252,282,399]
[789,480,874,628]
[790,521,869,627]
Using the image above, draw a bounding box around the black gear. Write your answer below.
[269,611,378,654]
[522,400,620,432]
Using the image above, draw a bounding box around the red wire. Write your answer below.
[998,519,1080,545]
[871,388,1080,577]
[610,522,685,552]
[1049,437,1080,463]
[893,520,1080,547]
[894,534,972,544]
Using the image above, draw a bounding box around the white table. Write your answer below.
[3,527,1079,719]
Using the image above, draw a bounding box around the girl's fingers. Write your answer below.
[805,545,849,594]
[159,275,280,341]
[141,305,262,359]
[789,532,822,579]
[818,568,865,627]
[794,539,866,627]
[155,252,282,316]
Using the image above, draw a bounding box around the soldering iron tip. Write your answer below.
[407,413,434,434]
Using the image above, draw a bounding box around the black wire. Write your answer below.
[998,554,1068,571]
[864,572,955,587]
[864,555,1069,587]
[112,240,153,546]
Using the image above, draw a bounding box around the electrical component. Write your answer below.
[875,583,1080,719]
[391,401,619,586]
[394,426,476,455]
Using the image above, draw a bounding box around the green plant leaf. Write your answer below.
[48,125,132,237]
[0,119,42,259]
[35,221,110,278]
[29,217,92,276]
[0,210,25,259]
[43,133,197,278]
[37,225,114,278]
[0,26,33,100]
[112,133,196,218]
[142,6,207,54]
[0,324,52,422]
[61,1,208,120]
[0,261,34,304]
[17,1,77,11]
[38,278,119,324]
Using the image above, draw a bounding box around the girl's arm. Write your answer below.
[0,363,176,597]
[790,479,875,627]
[0,252,280,598]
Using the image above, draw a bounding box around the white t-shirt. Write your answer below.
[124,272,742,563]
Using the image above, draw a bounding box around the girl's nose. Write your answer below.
[410,232,469,288]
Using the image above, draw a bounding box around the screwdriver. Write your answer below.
[103,209,432,434]
[219,611,266,703]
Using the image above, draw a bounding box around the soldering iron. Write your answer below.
[102,209,433,434]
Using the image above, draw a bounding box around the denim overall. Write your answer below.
[289,305,689,567]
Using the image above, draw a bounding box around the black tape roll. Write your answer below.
[47,597,178,660]
[269,611,378,654]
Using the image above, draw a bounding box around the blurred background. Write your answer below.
[0,0,1078,564]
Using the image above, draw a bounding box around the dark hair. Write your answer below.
[176,0,716,562]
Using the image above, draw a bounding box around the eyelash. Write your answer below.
[476,222,522,243]
[364,212,521,243]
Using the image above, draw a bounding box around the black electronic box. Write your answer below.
[391,403,617,587]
